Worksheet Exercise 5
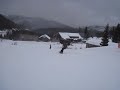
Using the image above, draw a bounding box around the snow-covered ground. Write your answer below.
[0,39,120,90]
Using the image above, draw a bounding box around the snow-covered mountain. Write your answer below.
[6,15,72,30]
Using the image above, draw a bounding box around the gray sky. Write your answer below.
[0,0,120,27]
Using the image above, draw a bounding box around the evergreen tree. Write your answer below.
[116,23,120,42]
[100,24,109,46]
[112,26,117,42]
[112,23,120,43]
[84,27,89,40]
[109,27,113,39]
[0,34,2,38]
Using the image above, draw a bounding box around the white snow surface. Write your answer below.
[0,39,120,90]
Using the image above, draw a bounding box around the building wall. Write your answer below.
[52,33,61,42]
[86,43,100,48]
[39,37,50,42]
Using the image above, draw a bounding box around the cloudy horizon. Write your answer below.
[0,0,120,27]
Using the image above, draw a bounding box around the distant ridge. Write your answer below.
[6,15,72,30]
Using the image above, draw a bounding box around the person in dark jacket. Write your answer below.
[59,42,68,54]
[50,44,51,49]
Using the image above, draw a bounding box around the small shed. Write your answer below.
[39,34,51,42]
[86,37,101,48]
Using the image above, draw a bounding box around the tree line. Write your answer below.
[83,23,120,46]
[101,23,120,46]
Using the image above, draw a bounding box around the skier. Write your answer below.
[59,42,68,54]
[50,44,51,49]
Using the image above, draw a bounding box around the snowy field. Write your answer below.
[0,39,120,90]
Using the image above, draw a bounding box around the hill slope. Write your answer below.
[0,14,19,29]
[7,15,72,30]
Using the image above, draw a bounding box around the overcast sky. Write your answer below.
[0,0,120,27]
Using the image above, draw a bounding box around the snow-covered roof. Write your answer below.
[39,34,50,39]
[86,37,101,46]
[59,32,83,40]
[0,31,7,37]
